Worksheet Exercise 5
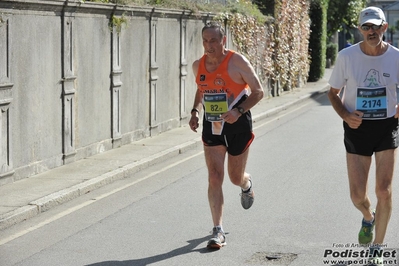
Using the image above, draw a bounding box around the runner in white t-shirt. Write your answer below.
[328,6,399,264]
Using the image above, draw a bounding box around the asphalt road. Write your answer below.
[1,93,398,266]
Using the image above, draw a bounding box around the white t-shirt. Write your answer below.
[329,43,399,119]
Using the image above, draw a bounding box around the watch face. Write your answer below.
[238,107,245,114]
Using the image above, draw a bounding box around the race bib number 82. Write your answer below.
[204,93,228,121]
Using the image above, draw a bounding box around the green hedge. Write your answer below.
[326,42,338,65]
[308,0,328,82]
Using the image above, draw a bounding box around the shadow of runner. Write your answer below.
[85,235,218,266]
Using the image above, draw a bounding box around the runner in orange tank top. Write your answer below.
[189,21,264,249]
[196,50,251,135]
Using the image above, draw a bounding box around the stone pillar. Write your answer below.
[180,18,188,121]
[111,25,122,148]
[149,14,159,135]
[62,14,77,164]
[0,16,14,180]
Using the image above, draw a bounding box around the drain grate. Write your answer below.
[246,252,298,265]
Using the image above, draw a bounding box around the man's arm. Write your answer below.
[220,54,264,123]
[189,60,202,132]
[327,87,363,129]
[235,55,264,112]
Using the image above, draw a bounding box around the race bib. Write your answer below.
[203,93,228,122]
[356,87,387,119]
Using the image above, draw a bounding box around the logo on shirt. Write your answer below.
[363,69,381,87]
[214,78,226,86]
[200,75,206,81]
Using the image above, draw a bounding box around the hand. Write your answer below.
[395,105,399,118]
[344,110,363,129]
[220,109,241,124]
[189,115,199,132]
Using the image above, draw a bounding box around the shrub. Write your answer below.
[326,42,338,65]
[308,0,327,82]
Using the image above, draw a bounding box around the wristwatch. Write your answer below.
[237,107,245,115]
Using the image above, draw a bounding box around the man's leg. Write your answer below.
[346,153,373,221]
[373,149,395,244]
[204,145,227,227]
[227,148,250,190]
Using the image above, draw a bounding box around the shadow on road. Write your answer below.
[84,235,218,266]
[310,91,331,106]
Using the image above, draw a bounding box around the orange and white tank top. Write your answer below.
[196,50,251,135]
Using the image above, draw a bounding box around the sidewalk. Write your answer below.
[0,69,332,231]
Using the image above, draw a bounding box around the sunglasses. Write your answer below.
[360,24,383,31]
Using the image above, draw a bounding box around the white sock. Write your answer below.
[215,225,223,232]
[242,178,252,192]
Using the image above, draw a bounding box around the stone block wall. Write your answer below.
[0,0,221,184]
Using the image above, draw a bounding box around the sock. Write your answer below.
[215,225,223,232]
[363,215,374,225]
[242,179,252,192]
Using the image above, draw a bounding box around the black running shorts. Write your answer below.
[343,117,399,156]
[202,131,254,156]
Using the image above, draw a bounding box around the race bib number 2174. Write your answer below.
[356,87,387,119]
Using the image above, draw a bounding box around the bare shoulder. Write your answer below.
[229,51,256,77]
[229,52,256,79]
[230,52,251,67]
[228,51,261,87]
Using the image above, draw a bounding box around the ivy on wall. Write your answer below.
[274,0,310,89]
[109,13,128,34]
[216,0,310,91]
[215,13,274,86]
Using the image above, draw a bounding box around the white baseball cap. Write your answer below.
[359,6,385,25]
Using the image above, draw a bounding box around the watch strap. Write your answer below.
[237,107,245,115]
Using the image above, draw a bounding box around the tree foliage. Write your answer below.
[327,0,367,38]
[252,0,275,16]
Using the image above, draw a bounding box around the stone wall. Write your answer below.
[0,0,241,184]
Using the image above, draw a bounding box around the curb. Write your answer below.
[0,138,203,231]
[0,85,329,231]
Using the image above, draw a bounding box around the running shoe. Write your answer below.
[207,226,226,249]
[358,210,375,244]
[240,178,254,209]
[367,258,383,266]
[368,246,383,266]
